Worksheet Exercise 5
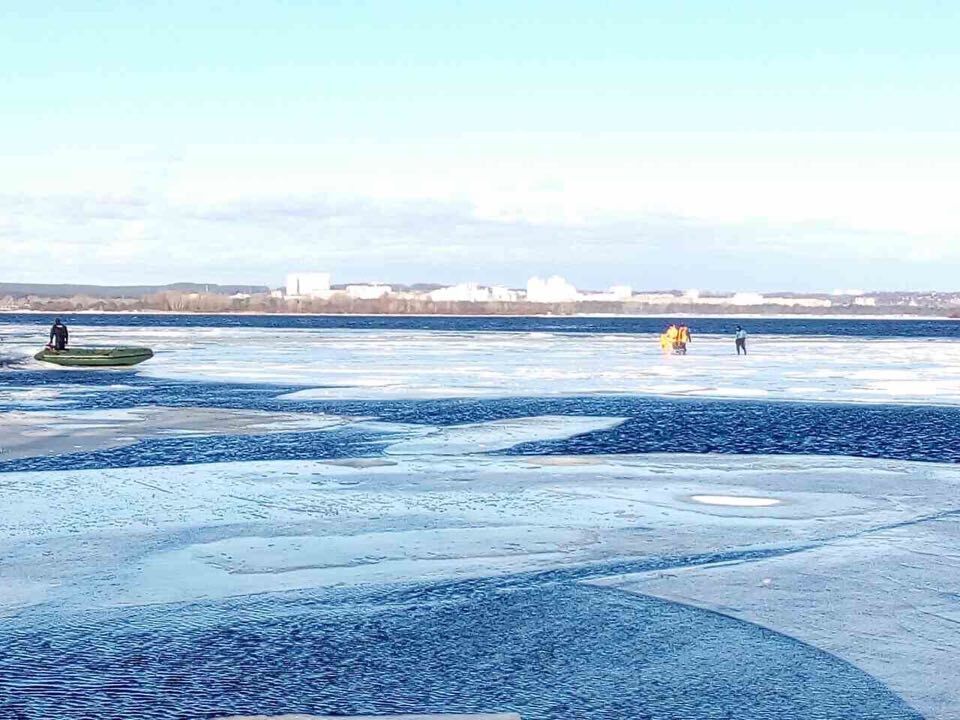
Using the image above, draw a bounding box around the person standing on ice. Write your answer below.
[666,323,679,351]
[735,325,747,355]
[660,325,673,353]
[49,318,69,351]
[677,324,691,354]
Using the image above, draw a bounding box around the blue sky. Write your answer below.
[2,1,959,290]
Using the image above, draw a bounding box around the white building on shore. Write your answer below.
[526,275,580,303]
[428,283,493,302]
[766,296,832,308]
[490,285,521,302]
[344,284,392,300]
[582,285,634,302]
[633,292,679,305]
[286,272,331,298]
[426,283,523,303]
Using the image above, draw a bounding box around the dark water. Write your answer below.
[2,311,959,337]
[0,572,921,720]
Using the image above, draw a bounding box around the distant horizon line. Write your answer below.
[4,280,959,297]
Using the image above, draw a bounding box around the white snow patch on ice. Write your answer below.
[689,495,781,507]
[383,415,626,455]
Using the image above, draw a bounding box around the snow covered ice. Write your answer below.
[5,319,960,404]
[143,328,960,405]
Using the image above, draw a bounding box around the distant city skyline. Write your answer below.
[3,2,959,290]
[10,274,960,315]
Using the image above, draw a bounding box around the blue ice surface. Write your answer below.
[2,371,960,471]
[0,562,923,720]
[2,311,960,337]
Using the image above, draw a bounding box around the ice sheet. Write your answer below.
[142,329,960,404]
[8,322,960,404]
[3,451,957,715]
[383,416,626,455]
[3,453,958,609]
[0,407,349,461]
[130,526,592,603]
[594,518,960,720]
[0,384,137,408]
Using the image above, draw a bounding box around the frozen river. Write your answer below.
[1,315,958,719]
[4,315,960,404]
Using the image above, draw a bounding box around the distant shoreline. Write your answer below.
[0,309,953,321]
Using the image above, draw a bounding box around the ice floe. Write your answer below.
[593,516,960,720]
[129,525,595,603]
[0,384,137,409]
[383,416,626,455]
[2,453,958,610]
[0,407,349,461]
[9,322,960,405]
[133,327,960,405]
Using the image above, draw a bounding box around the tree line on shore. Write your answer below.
[1,291,954,317]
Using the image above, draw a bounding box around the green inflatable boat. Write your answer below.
[34,346,154,367]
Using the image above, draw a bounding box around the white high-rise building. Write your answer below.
[344,284,392,300]
[428,283,492,302]
[525,275,580,303]
[286,273,331,298]
[490,285,521,302]
[729,292,765,306]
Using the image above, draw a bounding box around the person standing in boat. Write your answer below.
[49,318,69,351]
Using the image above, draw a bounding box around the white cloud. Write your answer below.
[1,132,958,289]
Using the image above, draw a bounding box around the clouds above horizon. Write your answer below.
[1,146,953,293]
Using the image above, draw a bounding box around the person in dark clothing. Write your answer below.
[49,318,69,351]
[735,325,747,355]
